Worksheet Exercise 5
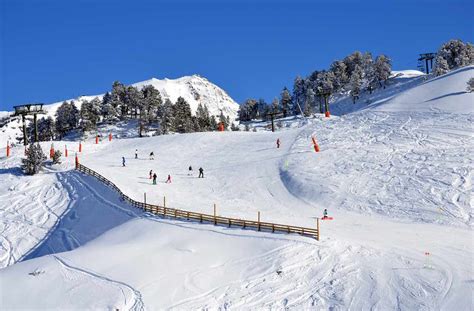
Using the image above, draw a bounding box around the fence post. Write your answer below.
[214,203,217,225]
[163,196,166,207]
[316,218,320,241]
[258,211,261,231]
[144,192,146,205]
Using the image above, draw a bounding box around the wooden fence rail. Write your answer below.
[76,163,320,240]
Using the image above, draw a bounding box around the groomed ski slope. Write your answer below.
[0,66,473,309]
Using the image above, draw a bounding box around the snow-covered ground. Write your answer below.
[0,66,473,309]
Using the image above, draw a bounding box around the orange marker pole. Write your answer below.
[6,142,10,157]
[75,153,79,169]
[50,143,55,159]
[79,142,82,152]
[325,111,330,118]
[65,145,68,157]
[109,133,112,142]
[95,135,99,144]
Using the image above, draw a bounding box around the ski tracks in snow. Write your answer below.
[53,255,144,311]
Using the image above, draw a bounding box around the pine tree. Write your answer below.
[280,87,292,117]
[101,92,119,123]
[303,88,315,116]
[434,55,450,76]
[329,60,349,91]
[292,76,305,115]
[111,81,127,118]
[373,55,392,88]
[80,98,101,131]
[55,101,79,138]
[434,39,474,75]
[159,99,174,134]
[210,115,217,131]
[350,65,363,104]
[196,103,211,131]
[22,143,46,175]
[172,97,193,133]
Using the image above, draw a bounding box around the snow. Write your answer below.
[0,66,473,309]
[390,70,425,78]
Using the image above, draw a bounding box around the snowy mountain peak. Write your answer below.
[131,75,239,119]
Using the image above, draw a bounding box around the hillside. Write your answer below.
[0,75,239,146]
[0,66,473,309]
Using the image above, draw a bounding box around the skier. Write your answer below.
[323,209,328,219]
[149,151,154,160]
[198,167,204,178]
[149,170,153,179]
[166,174,172,183]
[135,149,138,159]
[276,138,280,148]
[152,173,157,185]
[122,157,126,167]
[188,166,193,176]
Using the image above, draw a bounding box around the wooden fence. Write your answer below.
[76,163,320,240]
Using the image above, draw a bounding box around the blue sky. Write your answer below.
[0,0,472,110]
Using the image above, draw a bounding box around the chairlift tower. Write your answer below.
[12,104,46,145]
[418,53,436,74]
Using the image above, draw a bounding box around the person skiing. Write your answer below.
[135,149,138,159]
[165,174,172,183]
[276,138,281,148]
[149,170,153,179]
[149,151,154,160]
[122,157,126,167]
[323,209,328,219]
[188,166,193,176]
[198,167,204,178]
[152,173,157,185]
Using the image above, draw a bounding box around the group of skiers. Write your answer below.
[122,149,205,185]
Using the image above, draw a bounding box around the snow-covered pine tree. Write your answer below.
[292,76,305,115]
[280,87,292,117]
[433,39,474,76]
[55,101,79,138]
[349,65,363,104]
[373,55,392,88]
[329,60,349,91]
[111,81,127,118]
[303,88,315,116]
[22,143,47,175]
[433,55,449,76]
[257,98,269,119]
[27,116,56,142]
[80,98,101,131]
[124,86,142,119]
[467,78,474,92]
[101,92,119,123]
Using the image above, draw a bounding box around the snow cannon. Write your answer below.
[6,141,10,157]
[109,133,112,142]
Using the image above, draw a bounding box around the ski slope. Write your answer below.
[0,67,473,309]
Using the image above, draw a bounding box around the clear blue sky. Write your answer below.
[0,0,472,110]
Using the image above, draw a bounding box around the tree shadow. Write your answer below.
[424,91,467,102]
[0,167,23,177]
